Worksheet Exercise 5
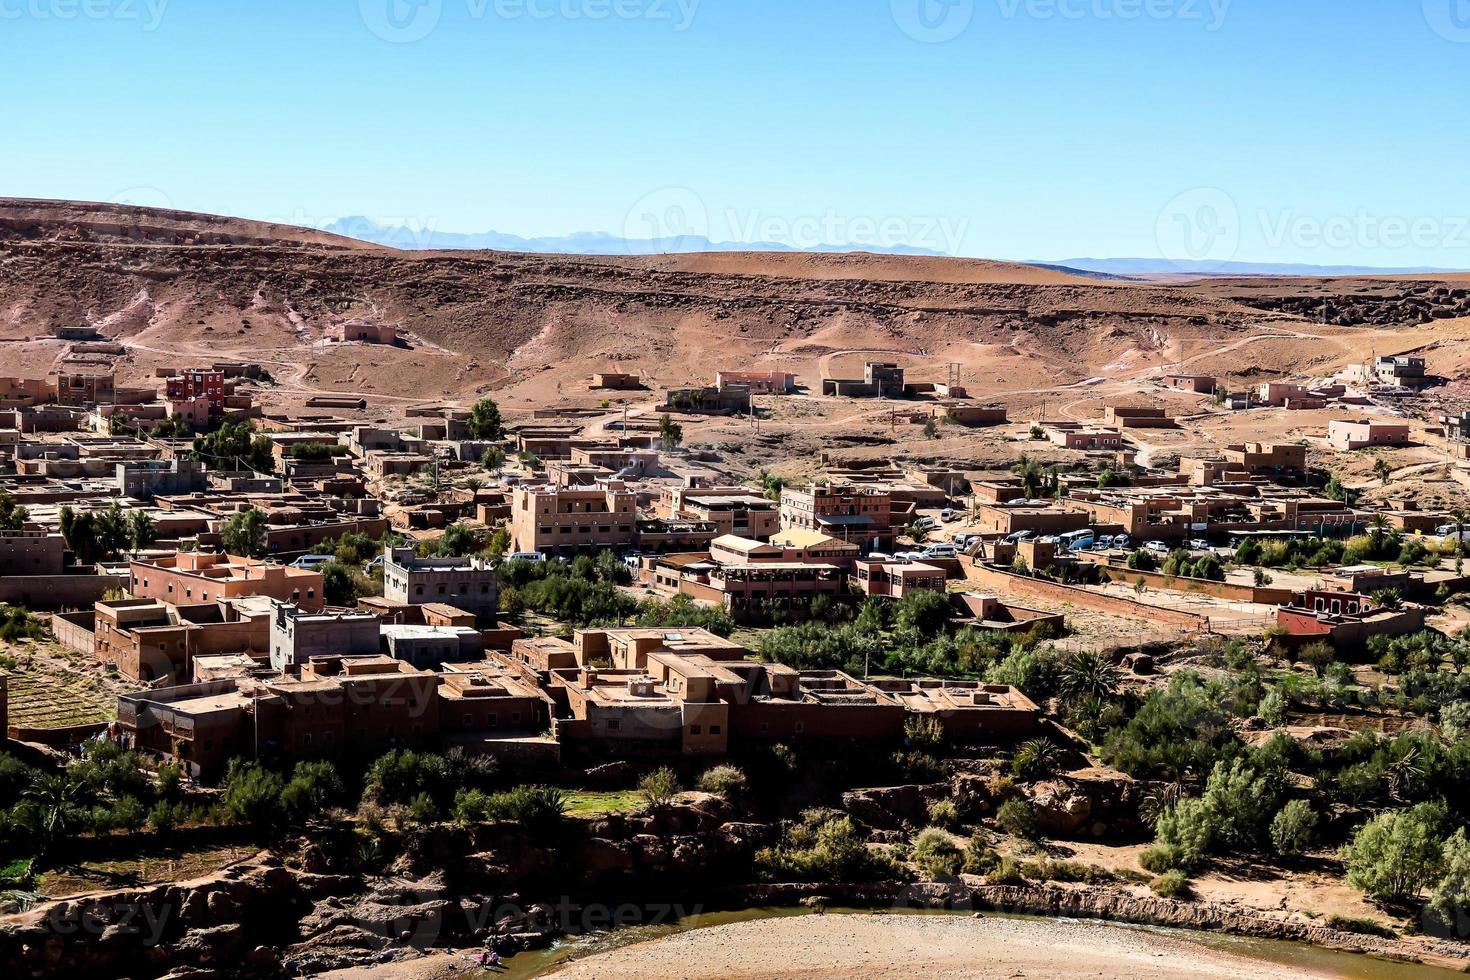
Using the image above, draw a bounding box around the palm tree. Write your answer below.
[22,774,85,846]
[1451,507,1468,575]
[1056,649,1121,701]
[1385,743,1425,802]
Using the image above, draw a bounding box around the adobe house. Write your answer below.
[1163,374,1217,394]
[1276,589,1426,654]
[1327,419,1411,451]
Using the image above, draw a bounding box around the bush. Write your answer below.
[756,809,903,883]
[926,799,960,829]
[962,834,1000,875]
[1269,800,1318,857]
[221,761,285,831]
[1342,802,1448,903]
[911,827,963,879]
[697,765,749,801]
[639,767,681,812]
[1426,828,1470,936]
[1149,797,1215,871]
[1149,869,1192,898]
[451,785,566,827]
[1323,914,1397,938]
[996,798,1039,840]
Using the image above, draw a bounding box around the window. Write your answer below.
[606,718,621,731]
[710,725,721,735]
[794,722,805,734]
[689,724,702,735]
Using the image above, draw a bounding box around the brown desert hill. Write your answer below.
[594,249,1116,287]
[0,199,1457,414]
[0,197,379,250]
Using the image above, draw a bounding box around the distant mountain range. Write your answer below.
[323,217,946,257]
[1039,257,1469,277]
[318,221,1469,276]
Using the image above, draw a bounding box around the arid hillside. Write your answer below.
[0,199,1460,429]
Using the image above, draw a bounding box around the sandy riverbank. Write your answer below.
[541,914,1328,979]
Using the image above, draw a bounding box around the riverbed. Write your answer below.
[324,908,1468,980]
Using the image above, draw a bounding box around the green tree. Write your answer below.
[658,414,684,451]
[1270,800,1318,857]
[127,509,156,553]
[221,508,268,558]
[1057,649,1121,701]
[480,445,506,473]
[1342,803,1447,904]
[1374,458,1393,485]
[1427,829,1470,936]
[221,760,286,831]
[467,397,503,440]
[193,420,274,473]
[0,489,28,531]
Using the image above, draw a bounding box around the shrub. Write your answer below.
[756,809,902,883]
[221,761,285,831]
[1149,869,1192,898]
[962,834,1000,875]
[452,785,567,827]
[697,765,748,801]
[1426,828,1470,936]
[1269,800,1318,857]
[1342,802,1448,903]
[1324,914,1397,938]
[639,767,681,812]
[985,855,1025,885]
[926,799,960,829]
[996,798,1039,840]
[1149,797,1215,871]
[911,827,963,879]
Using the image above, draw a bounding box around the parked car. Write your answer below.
[1144,540,1171,554]
[941,509,958,522]
[1005,530,1036,543]
[1112,534,1131,549]
[290,555,334,570]
[506,551,547,563]
[914,516,939,531]
[1095,535,1114,549]
[1188,539,1211,551]
[923,544,957,559]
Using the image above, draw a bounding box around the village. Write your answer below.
[5,318,1470,975]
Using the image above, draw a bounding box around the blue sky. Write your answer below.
[4,0,1470,265]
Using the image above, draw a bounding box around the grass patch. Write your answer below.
[1324,913,1398,939]
[560,789,647,818]
[34,845,258,899]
